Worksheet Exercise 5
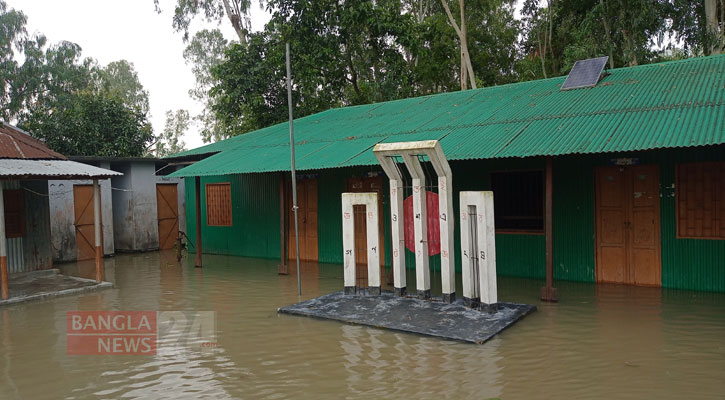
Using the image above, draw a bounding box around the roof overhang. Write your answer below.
[0,159,123,180]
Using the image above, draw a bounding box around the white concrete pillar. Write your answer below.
[0,182,7,300]
[374,152,407,297]
[460,191,497,311]
[402,154,430,299]
[341,193,380,295]
[427,142,456,303]
[389,179,406,296]
[93,179,103,282]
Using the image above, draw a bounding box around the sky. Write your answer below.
[12,0,272,149]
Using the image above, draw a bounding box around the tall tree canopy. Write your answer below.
[0,0,155,157]
[210,0,520,136]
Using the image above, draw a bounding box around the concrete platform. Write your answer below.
[0,269,113,306]
[278,291,536,344]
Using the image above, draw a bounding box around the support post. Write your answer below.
[460,191,497,311]
[341,193,380,295]
[389,178,406,296]
[374,153,407,297]
[278,173,289,275]
[195,176,203,268]
[93,179,103,282]
[541,157,558,302]
[0,183,7,300]
[402,154,430,299]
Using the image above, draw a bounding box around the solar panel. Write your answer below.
[560,56,609,91]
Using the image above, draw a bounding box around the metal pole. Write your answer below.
[287,42,301,296]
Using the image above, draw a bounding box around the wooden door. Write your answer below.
[347,177,385,287]
[288,179,318,261]
[595,165,661,286]
[74,185,100,261]
[156,184,179,250]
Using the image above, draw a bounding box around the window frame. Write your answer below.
[675,161,725,240]
[205,182,233,227]
[489,168,545,235]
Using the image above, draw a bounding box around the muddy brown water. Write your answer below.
[1,251,724,399]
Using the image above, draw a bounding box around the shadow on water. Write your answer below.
[0,251,721,399]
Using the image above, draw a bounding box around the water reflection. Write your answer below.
[0,252,718,399]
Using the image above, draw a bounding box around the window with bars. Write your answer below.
[4,189,25,238]
[677,162,725,239]
[206,183,232,226]
[490,170,544,233]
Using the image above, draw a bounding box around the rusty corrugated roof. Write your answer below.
[0,123,66,160]
[170,54,725,177]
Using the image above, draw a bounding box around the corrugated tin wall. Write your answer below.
[22,180,52,271]
[4,180,52,273]
[184,145,725,292]
[185,173,280,258]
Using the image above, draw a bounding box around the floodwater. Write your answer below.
[1,251,724,399]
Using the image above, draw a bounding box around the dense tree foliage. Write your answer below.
[0,0,155,157]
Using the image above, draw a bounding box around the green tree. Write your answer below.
[96,60,150,115]
[154,0,254,44]
[183,29,230,143]
[22,91,154,157]
[671,0,725,56]
[155,109,189,157]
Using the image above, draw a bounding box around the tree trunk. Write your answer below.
[222,0,247,45]
[705,0,721,55]
[441,0,477,89]
[600,0,615,69]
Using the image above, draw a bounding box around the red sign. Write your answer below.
[67,311,157,355]
[403,191,441,256]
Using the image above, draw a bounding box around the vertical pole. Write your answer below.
[287,42,301,296]
[0,183,7,300]
[402,154,430,300]
[278,173,289,275]
[390,178,406,296]
[341,195,356,294]
[195,176,203,268]
[93,179,103,282]
[541,157,558,302]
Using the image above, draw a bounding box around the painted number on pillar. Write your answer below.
[414,186,420,193]
[439,181,446,191]
[345,249,352,255]
[480,251,485,260]
[461,212,467,221]
[344,212,351,219]
[371,247,377,254]
[393,249,399,257]
[392,214,397,222]
[440,213,446,221]
[367,211,374,219]
[442,250,448,258]
[463,250,468,258]
[415,213,421,219]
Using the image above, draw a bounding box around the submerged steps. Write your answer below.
[278,291,535,344]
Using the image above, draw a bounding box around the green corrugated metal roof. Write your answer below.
[170,55,725,177]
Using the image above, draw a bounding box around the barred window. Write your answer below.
[677,162,725,239]
[206,183,232,226]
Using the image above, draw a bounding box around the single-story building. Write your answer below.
[0,123,119,300]
[48,157,186,262]
[167,55,725,293]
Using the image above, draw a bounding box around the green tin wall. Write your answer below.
[184,145,725,292]
[185,173,281,258]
